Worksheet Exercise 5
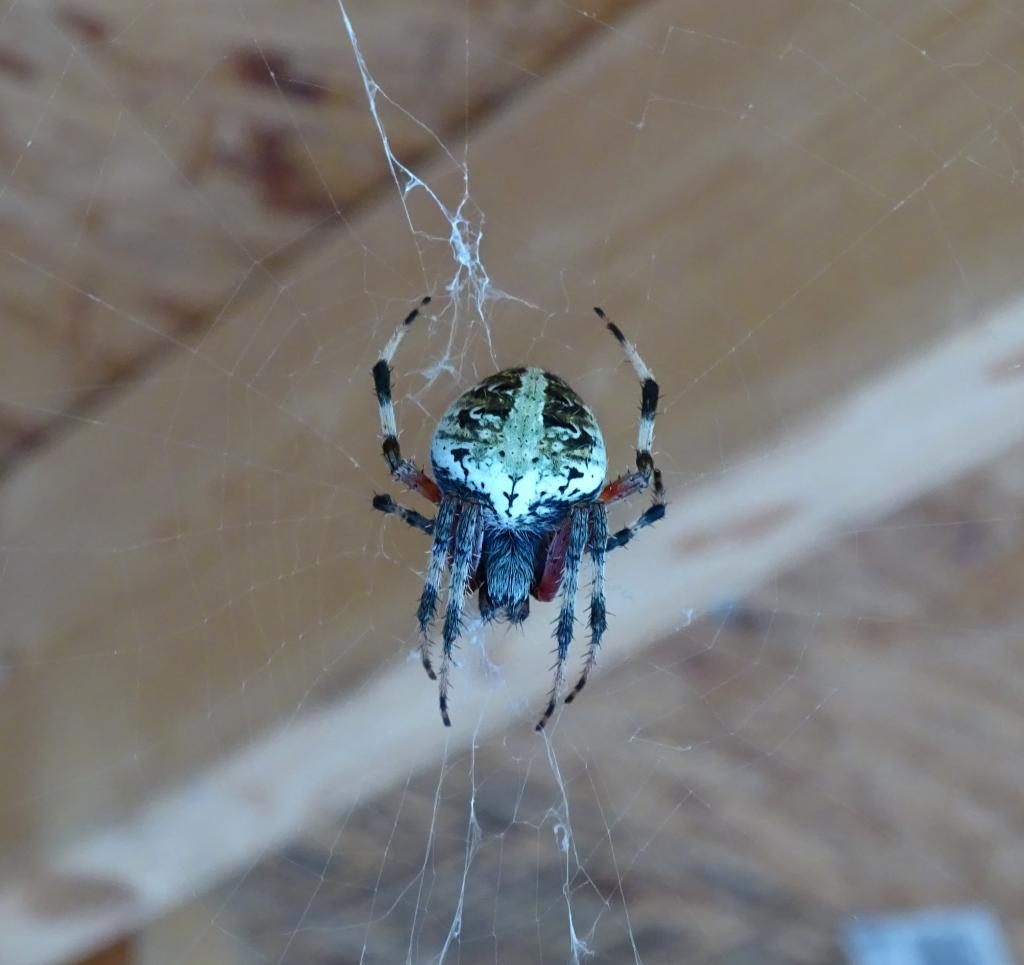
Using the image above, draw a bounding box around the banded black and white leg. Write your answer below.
[372,493,434,535]
[565,501,609,705]
[606,468,665,552]
[371,297,452,680]
[558,311,665,709]
[595,306,665,548]
[371,295,441,505]
[536,505,590,732]
[416,495,457,682]
[438,501,481,726]
[595,306,661,503]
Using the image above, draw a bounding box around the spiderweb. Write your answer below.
[1,2,1023,964]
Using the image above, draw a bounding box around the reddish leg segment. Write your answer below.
[599,469,649,505]
[532,517,572,602]
[383,439,442,503]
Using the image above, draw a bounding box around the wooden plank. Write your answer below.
[213,448,1024,963]
[5,308,1024,965]
[3,0,1024,961]
[0,0,642,469]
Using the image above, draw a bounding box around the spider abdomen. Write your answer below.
[431,367,607,524]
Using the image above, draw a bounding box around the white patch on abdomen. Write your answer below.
[431,368,607,523]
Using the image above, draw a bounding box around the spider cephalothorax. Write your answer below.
[372,298,665,730]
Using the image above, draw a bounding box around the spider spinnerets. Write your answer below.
[372,298,665,731]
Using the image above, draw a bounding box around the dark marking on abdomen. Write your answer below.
[457,408,484,431]
[559,467,584,494]
[450,447,471,479]
[503,474,522,511]
[561,428,595,451]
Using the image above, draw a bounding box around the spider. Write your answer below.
[371,297,665,731]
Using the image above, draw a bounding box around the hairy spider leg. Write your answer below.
[565,502,609,705]
[536,506,589,731]
[416,495,458,680]
[438,501,481,726]
[371,295,442,504]
[371,493,434,535]
[606,468,665,552]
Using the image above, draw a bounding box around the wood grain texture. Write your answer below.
[9,304,1024,964]
[2,0,1024,962]
[212,447,1024,963]
[0,0,641,469]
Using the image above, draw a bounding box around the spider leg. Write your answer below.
[416,495,457,680]
[594,307,665,543]
[599,470,649,505]
[371,296,442,504]
[533,517,572,602]
[536,506,589,732]
[595,306,658,477]
[565,502,609,706]
[372,493,434,535]
[606,468,666,552]
[595,306,662,513]
[437,501,481,726]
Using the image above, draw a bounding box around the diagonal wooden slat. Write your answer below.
[5,303,1024,965]
[0,0,643,470]
[213,445,1024,962]
[2,0,1024,962]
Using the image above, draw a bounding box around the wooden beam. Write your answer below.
[194,449,1024,962]
[0,0,642,468]
[3,1,1024,962]
[4,305,1024,965]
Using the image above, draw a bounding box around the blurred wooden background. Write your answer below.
[1,1,1023,963]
